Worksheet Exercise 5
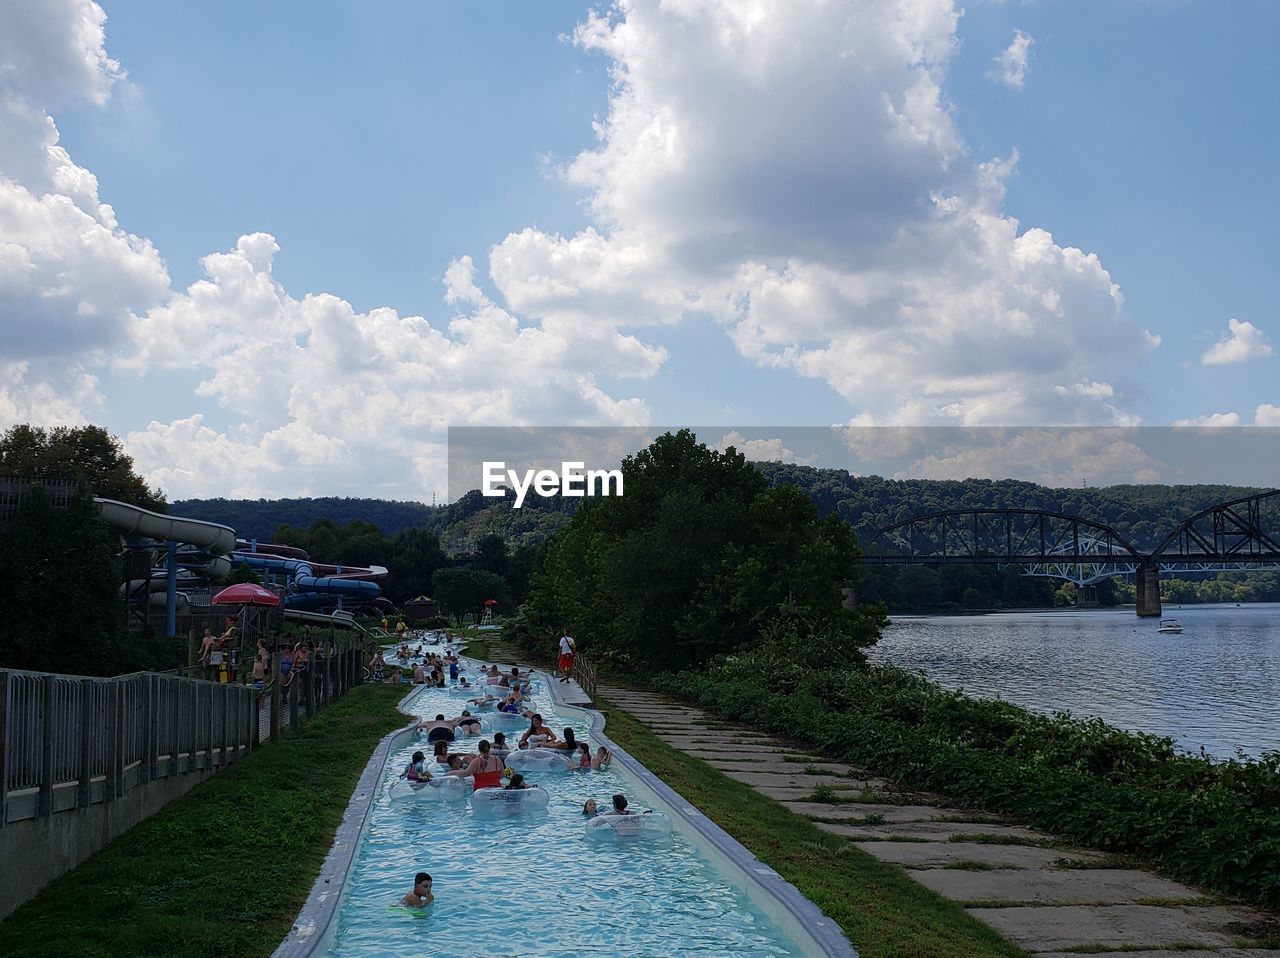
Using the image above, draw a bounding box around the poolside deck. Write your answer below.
[598,685,1280,958]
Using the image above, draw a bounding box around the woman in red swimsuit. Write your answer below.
[455,739,504,790]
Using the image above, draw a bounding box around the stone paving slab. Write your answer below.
[717,769,868,790]
[816,820,1054,842]
[783,801,956,822]
[653,737,801,753]
[918,868,1205,906]
[688,751,830,766]
[857,840,1102,870]
[971,904,1257,952]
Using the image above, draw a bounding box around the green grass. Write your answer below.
[599,698,1030,958]
[0,684,409,958]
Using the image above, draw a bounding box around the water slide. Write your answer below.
[230,549,386,610]
[95,498,237,634]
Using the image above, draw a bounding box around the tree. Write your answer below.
[432,567,511,623]
[518,430,883,671]
[0,424,165,510]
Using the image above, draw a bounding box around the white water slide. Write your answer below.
[96,497,236,571]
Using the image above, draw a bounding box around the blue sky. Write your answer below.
[1,0,1277,501]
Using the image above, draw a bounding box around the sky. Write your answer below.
[1,0,1278,502]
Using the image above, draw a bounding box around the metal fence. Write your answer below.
[0,641,367,826]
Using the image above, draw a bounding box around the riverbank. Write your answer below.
[652,661,1280,914]
[0,685,407,958]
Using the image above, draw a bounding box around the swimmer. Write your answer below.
[519,714,557,748]
[454,739,504,789]
[591,746,612,770]
[605,794,634,816]
[402,750,431,782]
[505,773,531,790]
[420,714,460,743]
[432,740,451,764]
[401,872,433,908]
[491,732,511,762]
[582,798,599,818]
[546,728,578,752]
[456,710,482,733]
[571,742,592,769]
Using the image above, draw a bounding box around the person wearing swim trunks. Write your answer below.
[557,629,576,682]
[420,714,459,743]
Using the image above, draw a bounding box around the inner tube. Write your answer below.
[389,777,469,803]
[506,748,572,772]
[471,786,550,814]
[584,811,673,838]
[487,712,529,730]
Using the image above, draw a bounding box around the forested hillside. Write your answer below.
[172,496,445,541]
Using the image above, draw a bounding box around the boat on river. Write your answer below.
[1157,618,1184,634]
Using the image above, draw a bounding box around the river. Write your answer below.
[867,603,1280,759]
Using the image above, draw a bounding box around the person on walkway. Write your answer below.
[557,629,576,682]
[199,629,218,680]
[370,650,386,683]
[401,873,433,908]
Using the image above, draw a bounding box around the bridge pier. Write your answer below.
[1075,584,1099,608]
[1135,564,1161,617]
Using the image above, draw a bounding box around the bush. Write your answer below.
[652,666,1280,909]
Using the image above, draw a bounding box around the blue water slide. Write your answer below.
[230,553,381,608]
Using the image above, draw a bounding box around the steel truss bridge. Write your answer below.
[861,490,1280,616]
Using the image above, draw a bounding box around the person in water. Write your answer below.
[572,742,592,769]
[432,740,451,765]
[520,714,557,747]
[454,739,504,790]
[505,772,531,790]
[401,872,433,908]
[546,727,578,752]
[420,714,460,743]
[606,794,634,816]
[491,732,511,762]
[456,710,482,734]
[403,750,431,782]
[592,746,612,770]
[582,798,599,817]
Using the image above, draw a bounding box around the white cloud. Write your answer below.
[119,235,661,498]
[990,30,1033,90]
[0,0,168,359]
[1201,318,1273,365]
[513,1,1151,427]
[715,430,817,465]
[1254,403,1280,427]
[1172,412,1241,427]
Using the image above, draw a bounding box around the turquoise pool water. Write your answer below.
[324,659,809,958]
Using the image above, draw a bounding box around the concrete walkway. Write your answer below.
[599,684,1280,957]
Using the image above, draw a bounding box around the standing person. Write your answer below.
[199,629,218,680]
[557,629,576,683]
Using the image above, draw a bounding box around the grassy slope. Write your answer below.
[0,685,407,958]
[599,698,1029,958]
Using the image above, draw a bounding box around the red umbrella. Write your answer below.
[483,598,499,607]
[212,583,281,606]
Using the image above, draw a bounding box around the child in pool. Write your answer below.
[403,751,431,782]
[401,872,433,908]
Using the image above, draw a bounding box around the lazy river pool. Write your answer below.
[321,657,819,958]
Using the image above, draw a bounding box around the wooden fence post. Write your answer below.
[204,683,215,771]
[303,664,313,719]
[38,675,55,817]
[78,677,93,807]
[220,683,230,765]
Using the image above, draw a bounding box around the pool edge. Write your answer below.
[546,678,859,958]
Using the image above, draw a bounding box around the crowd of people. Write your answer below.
[395,652,625,910]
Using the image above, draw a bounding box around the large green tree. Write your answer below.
[0,424,165,510]
[516,429,883,671]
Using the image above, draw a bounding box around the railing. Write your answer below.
[0,641,368,826]
[570,650,598,704]
[0,668,258,825]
